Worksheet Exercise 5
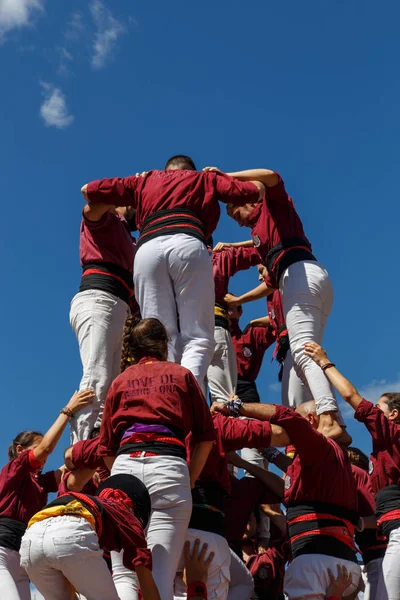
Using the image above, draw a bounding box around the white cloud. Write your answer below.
[90,0,124,70]
[0,0,43,40]
[268,382,281,393]
[57,46,73,75]
[39,82,74,129]
[64,11,84,42]
[358,374,400,402]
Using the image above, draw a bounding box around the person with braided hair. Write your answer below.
[20,474,160,600]
[98,317,215,600]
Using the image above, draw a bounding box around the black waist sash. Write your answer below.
[0,518,27,552]
[236,380,260,403]
[265,238,316,285]
[117,441,186,460]
[376,484,400,538]
[287,501,358,563]
[80,262,133,305]
[136,208,206,252]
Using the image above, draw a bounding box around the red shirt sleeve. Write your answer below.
[186,373,216,443]
[71,438,101,470]
[87,176,139,207]
[215,414,271,452]
[270,405,332,465]
[354,398,400,451]
[228,247,261,278]
[98,382,120,457]
[0,451,41,488]
[37,470,59,494]
[264,174,289,205]
[209,172,261,206]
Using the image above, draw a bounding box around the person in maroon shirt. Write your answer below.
[348,448,386,600]
[98,317,214,600]
[82,155,264,394]
[0,389,94,600]
[207,242,261,405]
[211,398,361,599]
[205,166,340,433]
[174,409,288,600]
[305,341,400,600]
[20,474,160,600]
[70,196,137,443]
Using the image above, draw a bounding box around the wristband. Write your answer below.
[321,362,335,372]
[225,398,243,417]
[60,407,74,419]
[187,581,207,599]
[262,447,281,464]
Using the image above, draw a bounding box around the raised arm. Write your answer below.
[224,282,275,308]
[81,175,139,208]
[33,390,95,465]
[304,343,363,411]
[225,169,280,188]
[213,240,254,251]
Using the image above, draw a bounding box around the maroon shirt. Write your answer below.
[80,210,135,273]
[0,451,58,524]
[87,170,260,238]
[71,437,110,482]
[57,471,99,497]
[354,399,400,494]
[212,247,260,306]
[225,477,280,548]
[270,405,357,511]
[230,320,275,381]
[187,413,272,495]
[248,174,310,265]
[98,358,215,457]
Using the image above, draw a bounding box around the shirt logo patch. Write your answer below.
[243,346,252,358]
[252,234,261,248]
[368,459,374,475]
[284,474,291,490]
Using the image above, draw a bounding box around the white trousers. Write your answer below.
[228,548,254,600]
[0,545,30,600]
[69,289,129,442]
[134,234,215,393]
[174,528,231,600]
[20,516,120,600]
[207,327,237,404]
[382,526,400,600]
[280,260,337,416]
[111,454,192,600]
[284,554,361,599]
[362,557,385,600]
[281,351,313,409]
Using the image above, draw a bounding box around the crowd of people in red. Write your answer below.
[1,155,399,600]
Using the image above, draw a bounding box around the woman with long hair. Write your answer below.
[98,317,215,600]
[0,389,94,600]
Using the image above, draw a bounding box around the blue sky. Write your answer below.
[1,0,399,475]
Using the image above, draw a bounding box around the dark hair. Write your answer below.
[164,155,196,171]
[381,393,400,422]
[347,446,370,472]
[8,430,43,460]
[120,317,169,372]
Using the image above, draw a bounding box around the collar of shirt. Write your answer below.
[137,356,161,365]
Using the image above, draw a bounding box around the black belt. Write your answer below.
[265,238,316,286]
[136,208,206,252]
[117,441,187,460]
[80,262,133,305]
[0,518,26,552]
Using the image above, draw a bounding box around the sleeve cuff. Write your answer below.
[28,450,42,470]
[354,398,374,422]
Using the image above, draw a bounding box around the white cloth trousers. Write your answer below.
[284,553,361,599]
[281,351,313,409]
[134,234,215,393]
[69,289,129,442]
[228,548,254,600]
[206,326,237,404]
[111,454,192,600]
[382,526,400,600]
[174,528,231,600]
[362,557,385,600]
[0,545,30,600]
[20,516,120,600]
[280,260,337,416]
